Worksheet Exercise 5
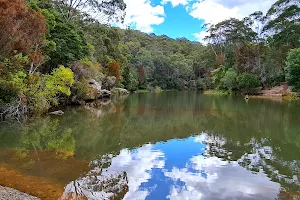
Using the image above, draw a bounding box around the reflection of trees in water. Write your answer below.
[1,92,300,196]
[61,154,128,200]
[20,117,75,157]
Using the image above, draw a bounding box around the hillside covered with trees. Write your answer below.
[0,0,299,120]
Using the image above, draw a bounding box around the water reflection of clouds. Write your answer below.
[62,144,165,200]
[62,134,281,200]
[108,144,165,200]
[165,155,280,200]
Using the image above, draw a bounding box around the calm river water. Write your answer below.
[0,91,300,200]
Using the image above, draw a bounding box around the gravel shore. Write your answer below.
[0,186,40,200]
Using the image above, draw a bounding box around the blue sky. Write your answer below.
[151,1,205,41]
[120,0,277,42]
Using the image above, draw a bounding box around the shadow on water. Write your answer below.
[0,91,300,199]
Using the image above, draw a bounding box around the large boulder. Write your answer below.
[82,79,102,100]
[102,76,116,90]
[111,88,130,96]
[88,79,102,91]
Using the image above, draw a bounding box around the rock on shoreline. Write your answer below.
[0,186,39,200]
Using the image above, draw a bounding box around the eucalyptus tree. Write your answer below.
[264,0,300,48]
[204,18,256,67]
[263,0,300,80]
[243,11,266,43]
[53,0,126,23]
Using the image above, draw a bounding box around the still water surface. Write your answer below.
[1,92,300,199]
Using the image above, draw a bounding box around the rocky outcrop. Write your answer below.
[88,79,102,91]
[86,79,106,100]
[111,88,129,96]
[70,69,128,103]
[102,76,116,90]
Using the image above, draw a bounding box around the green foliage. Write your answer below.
[265,0,300,49]
[0,53,29,103]
[122,65,138,91]
[212,66,226,89]
[263,46,286,87]
[155,87,163,93]
[203,76,214,89]
[21,117,75,155]
[285,48,300,91]
[204,90,232,95]
[237,72,260,90]
[2,0,300,120]
[72,78,89,100]
[25,66,74,113]
[137,89,150,93]
[221,68,238,91]
[0,56,75,116]
[282,93,298,101]
[195,79,207,90]
[40,6,89,68]
[44,66,74,97]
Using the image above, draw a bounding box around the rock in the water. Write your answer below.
[48,110,64,115]
[100,89,111,98]
[111,88,130,96]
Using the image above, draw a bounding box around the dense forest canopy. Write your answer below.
[0,0,300,120]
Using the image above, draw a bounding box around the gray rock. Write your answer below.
[100,89,111,98]
[0,186,39,200]
[102,76,116,90]
[88,79,102,91]
[111,88,130,96]
[48,110,64,115]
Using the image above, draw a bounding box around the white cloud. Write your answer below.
[189,0,239,25]
[189,0,277,42]
[121,0,165,33]
[189,0,276,24]
[165,155,280,200]
[161,0,189,7]
[108,145,165,200]
[62,144,165,200]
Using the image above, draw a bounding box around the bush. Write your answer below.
[212,66,226,88]
[155,86,163,93]
[196,78,207,90]
[203,76,214,89]
[282,93,298,101]
[237,72,260,91]
[27,66,74,113]
[122,65,138,91]
[72,78,89,100]
[285,48,300,91]
[220,68,238,90]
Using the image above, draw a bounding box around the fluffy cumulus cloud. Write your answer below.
[161,0,189,7]
[62,144,165,200]
[188,0,277,42]
[165,155,280,200]
[108,145,165,199]
[121,0,165,33]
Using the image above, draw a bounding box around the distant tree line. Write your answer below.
[0,0,299,120]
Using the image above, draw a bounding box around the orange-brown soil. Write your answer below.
[0,148,90,200]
